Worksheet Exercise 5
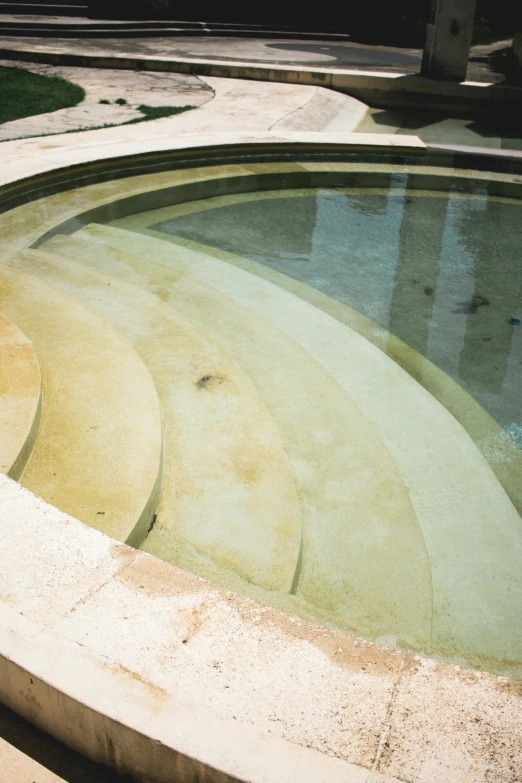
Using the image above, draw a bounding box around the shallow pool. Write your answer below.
[2,157,522,677]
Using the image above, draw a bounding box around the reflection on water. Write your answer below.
[388,191,447,359]
[153,180,522,443]
[456,198,520,397]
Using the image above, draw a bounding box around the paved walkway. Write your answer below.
[0,60,214,139]
[0,60,368,141]
[2,55,521,150]
[0,30,513,83]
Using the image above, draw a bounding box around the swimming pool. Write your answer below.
[2,151,521,677]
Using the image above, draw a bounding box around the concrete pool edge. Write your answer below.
[2,472,522,783]
[1,135,522,782]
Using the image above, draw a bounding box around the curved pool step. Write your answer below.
[57,223,522,668]
[41,229,433,648]
[0,312,41,480]
[0,263,162,545]
[13,247,303,594]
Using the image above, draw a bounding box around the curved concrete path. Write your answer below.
[0,33,520,117]
[0,60,368,141]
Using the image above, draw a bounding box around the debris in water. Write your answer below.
[452,295,489,315]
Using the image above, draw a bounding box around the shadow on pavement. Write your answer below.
[0,702,133,783]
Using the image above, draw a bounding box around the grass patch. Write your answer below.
[132,104,195,122]
[80,104,196,130]
[0,66,85,125]
[0,102,197,142]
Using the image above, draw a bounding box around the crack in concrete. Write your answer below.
[44,548,140,632]
[366,657,406,783]
[267,86,318,131]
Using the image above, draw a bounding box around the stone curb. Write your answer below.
[0,45,520,111]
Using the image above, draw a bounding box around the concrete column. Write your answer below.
[421,0,477,81]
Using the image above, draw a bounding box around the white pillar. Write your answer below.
[421,0,477,82]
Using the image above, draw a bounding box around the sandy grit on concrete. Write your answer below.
[0,472,521,783]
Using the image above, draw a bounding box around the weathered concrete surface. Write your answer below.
[0,473,521,782]
[0,60,367,141]
[0,33,516,96]
[0,31,423,72]
[0,130,422,191]
[0,30,512,83]
[0,59,213,140]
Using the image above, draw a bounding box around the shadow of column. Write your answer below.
[456,198,520,394]
[388,190,448,358]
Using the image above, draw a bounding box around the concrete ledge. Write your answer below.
[0,44,520,111]
[1,472,522,783]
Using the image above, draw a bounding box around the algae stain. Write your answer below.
[196,374,226,390]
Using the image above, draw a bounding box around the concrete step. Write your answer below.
[67,221,522,666]
[41,228,434,645]
[15,244,303,593]
[0,262,162,546]
[0,311,41,480]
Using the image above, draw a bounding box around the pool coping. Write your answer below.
[1,135,522,783]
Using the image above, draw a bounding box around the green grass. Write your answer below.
[0,66,85,125]
[63,105,196,133]
[0,93,196,142]
[131,104,194,122]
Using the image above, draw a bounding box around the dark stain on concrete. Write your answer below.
[196,374,225,390]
